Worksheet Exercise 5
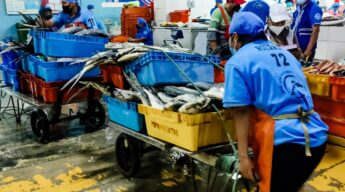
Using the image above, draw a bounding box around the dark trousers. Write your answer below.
[270,143,326,192]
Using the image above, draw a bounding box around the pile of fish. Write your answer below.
[60,27,109,38]
[304,60,345,77]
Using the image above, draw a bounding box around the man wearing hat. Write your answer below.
[223,12,327,192]
[266,3,302,59]
[241,0,270,23]
[42,0,99,30]
[208,0,245,60]
[210,0,223,16]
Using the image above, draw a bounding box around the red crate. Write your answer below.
[170,10,189,23]
[122,7,151,15]
[214,60,226,83]
[330,76,345,101]
[100,64,128,89]
[18,71,33,94]
[313,95,345,118]
[321,116,345,138]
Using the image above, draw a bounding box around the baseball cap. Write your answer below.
[270,3,291,23]
[229,12,265,36]
[61,0,77,3]
[216,0,223,3]
[227,0,246,5]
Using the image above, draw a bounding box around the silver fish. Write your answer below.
[123,72,150,105]
[178,97,211,114]
[66,81,111,103]
[60,27,83,34]
[117,52,144,63]
[187,82,214,91]
[75,29,108,38]
[113,89,148,105]
[164,100,186,111]
[157,92,174,103]
[203,85,224,100]
[163,86,199,96]
[143,88,164,110]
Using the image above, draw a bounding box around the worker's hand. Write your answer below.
[128,37,134,42]
[303,49,312,60]
[239,156,255,181]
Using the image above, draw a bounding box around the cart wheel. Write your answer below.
[82,100,106,133]
[115,133,141,178]
[30,109,50,143]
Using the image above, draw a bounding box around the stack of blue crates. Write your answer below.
[0,46,22,91]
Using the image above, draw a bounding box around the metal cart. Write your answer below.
[108,121,253,192]
[0,86,106,143]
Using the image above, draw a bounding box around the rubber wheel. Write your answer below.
[30,109,50,143]
[82,100,106,133]
[115,133,141,178]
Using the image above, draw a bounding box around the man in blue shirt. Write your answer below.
[241,0,270,23]
[224,12,328,192]
[42,0,99,30]
[128,18,153,45]
[291,0,322,61]
[210,0,224,16]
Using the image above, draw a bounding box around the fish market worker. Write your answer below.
[128,18,153,45]
[41,0,99,30]
[208,0,245,60]
[223,12,328,192]
[210,0,223,16]
[266,3,303,59]
[241,0,270,23]
[291,0,323,61]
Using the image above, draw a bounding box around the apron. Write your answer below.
[250,107,314,192]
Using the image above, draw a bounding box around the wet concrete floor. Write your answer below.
[0,96,344,192]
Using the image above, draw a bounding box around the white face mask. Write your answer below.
[297,0,307,5]
[269,25,285,36]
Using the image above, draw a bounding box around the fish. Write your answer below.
[123,72,150,105]
[203,84,224,100]
[66,81,112,103]
[164,100,186,111]
[157,92,174,103]
[60,27,84,34]
[75,29,109,38]
[178,97,211,114]
[186,82,214,91]
[163,86,199,96]
[114,89,149,105]
[117,52,144,63]
[143,88,164,110]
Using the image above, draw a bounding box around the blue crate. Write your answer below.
[16,51,30,72]
[28,55,40,76]
[0,50,22,70]
[37,58,100,82]
[32,30,108,57]
[103,95,145,132]
[124,51,218,86]
[0,65,20,91]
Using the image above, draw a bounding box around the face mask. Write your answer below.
[232,5,241,12]
[297,0,307,5]
[62,5,72,14]
[269,25,285,36]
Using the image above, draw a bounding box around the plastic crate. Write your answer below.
[36,58,100,82]
[100,64,127,89]
[305,73,330,97]
[330,76,345,101]
[320,116,345,138]
[170,10,189,23]
[28,55,40,76]
[103,96,145,132]
[214,60,226,83]
[125,51,218,86]
[313,95,345,118]
[0,65,20,91]
[122,7,151,15]
[1,50,22,69]
[32,30,108,57]
[18,71,34,94]
[138,105,235,152]
[17,51,30,72]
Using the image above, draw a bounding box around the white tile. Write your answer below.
[329,26,345,42]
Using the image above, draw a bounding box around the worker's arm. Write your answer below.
[128,37,146,43]
[232,106,254,181]
[42,19,55,28]
[303,25,320,58]
[208,9,222,53]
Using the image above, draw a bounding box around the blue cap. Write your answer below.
[87,4,94,10]
[229,12,264,36]
[63,0,77,3]
[216,0,223,3]
[137,17,147,25]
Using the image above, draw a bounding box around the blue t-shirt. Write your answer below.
[223,40,328,147]
[241,0,270,23]
[136,29,153,45]
[291,1,322,52]
[52,6,99,30]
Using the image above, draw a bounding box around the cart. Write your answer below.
[108,121,255,192]
[0,86,106,143]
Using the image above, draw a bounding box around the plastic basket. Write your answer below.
[125,51,218,86]
[18,71,33,94]
[36,58,100,82]
[122,7,151,15]
[330,76,345,101]
[103,96,145,132]
[305,73,330,97]
[32,30,108,57]
[28,55,40,76]
[170,10,189,23]
[214,60,226,83]
[320,116,345,138]
[17,51,30,72]
[0,65,20,91]
[138,105,235,152]
[100,64,128,89]
[313,95,345,118]
[1,50,22,70]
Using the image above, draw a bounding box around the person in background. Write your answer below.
[87,4,106,32]
[128,18,153,45]
[241,0,270,23]
[266,3,303,59]
[223,12,328,192]
[208,0,245,60]
[41,0,99,30]
[291,0,323,61]
[210,0,224,16]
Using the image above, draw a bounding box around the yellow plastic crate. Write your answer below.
[138,105,235,152]
[305,73,330,97]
